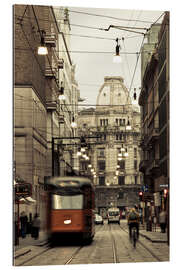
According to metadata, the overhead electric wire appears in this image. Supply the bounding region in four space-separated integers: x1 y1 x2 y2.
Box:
15 46 166 55
151 11 165 27
14 13 156 33
67 8 154 24
15 93 163 108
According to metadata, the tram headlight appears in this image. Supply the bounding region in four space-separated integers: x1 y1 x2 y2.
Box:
64 219 72 225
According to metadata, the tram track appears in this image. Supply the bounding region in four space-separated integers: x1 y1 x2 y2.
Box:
119 224 162 262
16 223 164 265
16 244 52 266
108 224 119 263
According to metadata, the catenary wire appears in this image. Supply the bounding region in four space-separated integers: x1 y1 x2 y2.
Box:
66 8 155 24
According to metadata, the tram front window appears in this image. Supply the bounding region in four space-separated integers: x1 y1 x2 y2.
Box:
52 194 83 210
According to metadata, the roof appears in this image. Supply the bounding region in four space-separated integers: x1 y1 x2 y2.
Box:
44 176 93 188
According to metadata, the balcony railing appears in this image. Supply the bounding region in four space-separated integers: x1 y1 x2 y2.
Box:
44 33 57 47
45 66 58 78
46 101 57 110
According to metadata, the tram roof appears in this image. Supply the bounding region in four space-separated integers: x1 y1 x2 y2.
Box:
44 176 93 188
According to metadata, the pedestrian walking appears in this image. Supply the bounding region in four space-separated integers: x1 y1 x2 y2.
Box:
20 211 28 238
159 210 167 233
32 213 41 240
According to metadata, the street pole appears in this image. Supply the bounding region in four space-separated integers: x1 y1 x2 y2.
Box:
17 200 20 245
52 137 54 176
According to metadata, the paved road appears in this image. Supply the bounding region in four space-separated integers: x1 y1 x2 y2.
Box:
14 220 169 266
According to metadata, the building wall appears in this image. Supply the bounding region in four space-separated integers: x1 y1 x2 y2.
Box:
138 13 169 223
78 77 142 212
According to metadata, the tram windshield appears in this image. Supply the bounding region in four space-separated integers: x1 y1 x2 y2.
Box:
52 194 83 209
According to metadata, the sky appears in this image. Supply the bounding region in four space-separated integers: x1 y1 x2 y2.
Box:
65 7 164 107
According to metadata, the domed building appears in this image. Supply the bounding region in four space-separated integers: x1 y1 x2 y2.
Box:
77 76 143 217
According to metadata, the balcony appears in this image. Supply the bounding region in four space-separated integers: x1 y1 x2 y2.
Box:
149 159 160 175
147 128 159 144
58 58 64 69
59 115 65 124
44 33 57 47
139 160 148 173
45 66 58 78
46 101 57 111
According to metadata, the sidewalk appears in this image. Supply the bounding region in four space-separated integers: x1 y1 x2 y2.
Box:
14 231 48 259
139 224 168 243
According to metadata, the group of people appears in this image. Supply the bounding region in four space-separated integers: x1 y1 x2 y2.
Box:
19 212 41 240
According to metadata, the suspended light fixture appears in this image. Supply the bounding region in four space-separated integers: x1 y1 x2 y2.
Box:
77 150 81 157
124 148 129 157
88 164 92 168
81 147 86 153
38 30 48 55
113 38 122 63
121 144 125 152
133 88 137 100
59 82 66 100
71 116 77 128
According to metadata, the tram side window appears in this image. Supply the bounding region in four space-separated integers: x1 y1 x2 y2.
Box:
52 194 83 209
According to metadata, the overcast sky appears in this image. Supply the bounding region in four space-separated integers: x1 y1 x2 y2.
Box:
64 6 164 107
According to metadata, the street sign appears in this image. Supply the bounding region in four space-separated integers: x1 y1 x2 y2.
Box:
15 183 32 196
141 185 148 192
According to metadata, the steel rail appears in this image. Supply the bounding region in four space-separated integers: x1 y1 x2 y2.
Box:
16 245 52 266
108 224 118 263
64 246 83 265
119 225 162 262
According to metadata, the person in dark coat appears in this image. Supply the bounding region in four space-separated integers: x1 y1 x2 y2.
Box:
159 210 167 233
20 211 28 238
32 213 41 239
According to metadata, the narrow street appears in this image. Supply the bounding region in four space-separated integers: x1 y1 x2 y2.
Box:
11 4 170 267
15 220 169 266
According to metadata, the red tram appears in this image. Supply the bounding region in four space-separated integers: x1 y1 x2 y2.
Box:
44 176 95 244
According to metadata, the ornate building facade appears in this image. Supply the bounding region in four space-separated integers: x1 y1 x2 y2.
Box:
77 76 142 216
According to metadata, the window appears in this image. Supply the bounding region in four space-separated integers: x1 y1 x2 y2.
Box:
98 148 105 157
99 176 105 186
118 191 124 199
134 148 137 158
98 160 106 171
119 160 125 169
100 119 108 126
118 176 125 185
134 160 137 170
116 133 124 141
52 194 83 209
135 175 137 185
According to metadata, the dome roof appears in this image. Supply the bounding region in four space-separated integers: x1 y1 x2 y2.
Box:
96 76 131 109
